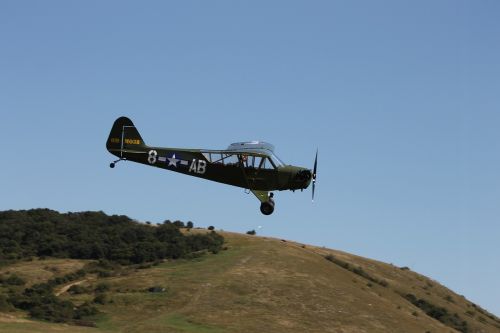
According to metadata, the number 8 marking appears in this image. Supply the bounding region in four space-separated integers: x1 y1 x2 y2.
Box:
148 150 157 164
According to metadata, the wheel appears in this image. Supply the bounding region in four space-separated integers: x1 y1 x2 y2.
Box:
260 200 275 215
109 163 115 168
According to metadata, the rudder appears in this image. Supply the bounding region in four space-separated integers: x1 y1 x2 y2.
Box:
106 117 146 154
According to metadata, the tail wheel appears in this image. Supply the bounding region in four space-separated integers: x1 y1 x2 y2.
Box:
109 158 124 168
260 198 275 215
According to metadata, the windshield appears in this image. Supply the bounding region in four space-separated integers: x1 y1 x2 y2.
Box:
269 153 285 167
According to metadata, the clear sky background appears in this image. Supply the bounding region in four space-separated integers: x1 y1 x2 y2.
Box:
1 1 499 316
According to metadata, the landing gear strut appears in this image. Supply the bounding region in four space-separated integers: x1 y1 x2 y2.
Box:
260 193 275 215
109 158 125 168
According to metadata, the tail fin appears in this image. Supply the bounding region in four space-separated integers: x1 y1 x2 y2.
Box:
106 117 146 155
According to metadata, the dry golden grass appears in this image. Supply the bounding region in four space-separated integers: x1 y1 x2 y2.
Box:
1 232 499 333
0 258 87 286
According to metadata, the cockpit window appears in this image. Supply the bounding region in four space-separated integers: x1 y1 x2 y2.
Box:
256 157 275 170
241 156 260 168
202 152 245 165
200 150 284 169
269 153 285 167
222 154 239 165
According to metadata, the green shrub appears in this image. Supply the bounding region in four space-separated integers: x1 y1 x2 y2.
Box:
74 302 98 318
93 293 108 305
95 282 110 293
147 286 166 293
0 209 224 264
7 282 99 324
324 255 350 269
97 270 113 278
403 294 469 333
324 255 388 288
3 274 26 286
173 221 185 228
0 295 13 311
444 295 454 303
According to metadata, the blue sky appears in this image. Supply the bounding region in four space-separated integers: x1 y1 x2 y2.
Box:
1 1 499 316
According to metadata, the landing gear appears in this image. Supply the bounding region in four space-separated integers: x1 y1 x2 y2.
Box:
260 200 274 215
109 158 125 168
260 193 275 215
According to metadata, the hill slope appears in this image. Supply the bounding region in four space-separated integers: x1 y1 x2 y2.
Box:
1 231 499 333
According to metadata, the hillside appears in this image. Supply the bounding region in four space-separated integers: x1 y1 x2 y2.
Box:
1 216 499 332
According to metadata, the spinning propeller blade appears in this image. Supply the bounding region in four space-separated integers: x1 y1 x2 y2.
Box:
312 149 318 202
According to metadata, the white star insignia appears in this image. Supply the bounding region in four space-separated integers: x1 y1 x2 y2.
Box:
167 154 180 167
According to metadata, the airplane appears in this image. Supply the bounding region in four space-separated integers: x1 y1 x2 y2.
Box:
106 116 317 215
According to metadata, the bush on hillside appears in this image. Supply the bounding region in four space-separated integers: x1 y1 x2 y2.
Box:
324 254 389 287
7 282 98 324
0 209 224 265
0 209 225 325
0 295 13 311
95 282 110 293
0 274 26 286
404 294 469 333
93 293 108 305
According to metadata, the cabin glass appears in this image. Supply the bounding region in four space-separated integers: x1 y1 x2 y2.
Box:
222 154 239 165
252 156 262 168
211 153 223 164
269 153 285 167
259 157 276 170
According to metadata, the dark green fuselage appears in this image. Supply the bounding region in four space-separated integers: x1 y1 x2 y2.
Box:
106 116 311 195
108 146 310 192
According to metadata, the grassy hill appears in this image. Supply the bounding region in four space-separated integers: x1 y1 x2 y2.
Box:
1 230 499 333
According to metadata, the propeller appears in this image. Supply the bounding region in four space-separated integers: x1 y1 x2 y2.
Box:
312 149 318 202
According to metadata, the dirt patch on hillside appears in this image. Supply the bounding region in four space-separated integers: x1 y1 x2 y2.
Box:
0 313 30 323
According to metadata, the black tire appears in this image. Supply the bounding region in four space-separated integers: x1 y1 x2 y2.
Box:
260 200 275 215
109 163 115 168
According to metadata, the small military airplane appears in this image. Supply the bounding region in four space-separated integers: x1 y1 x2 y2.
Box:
106 117 317 215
